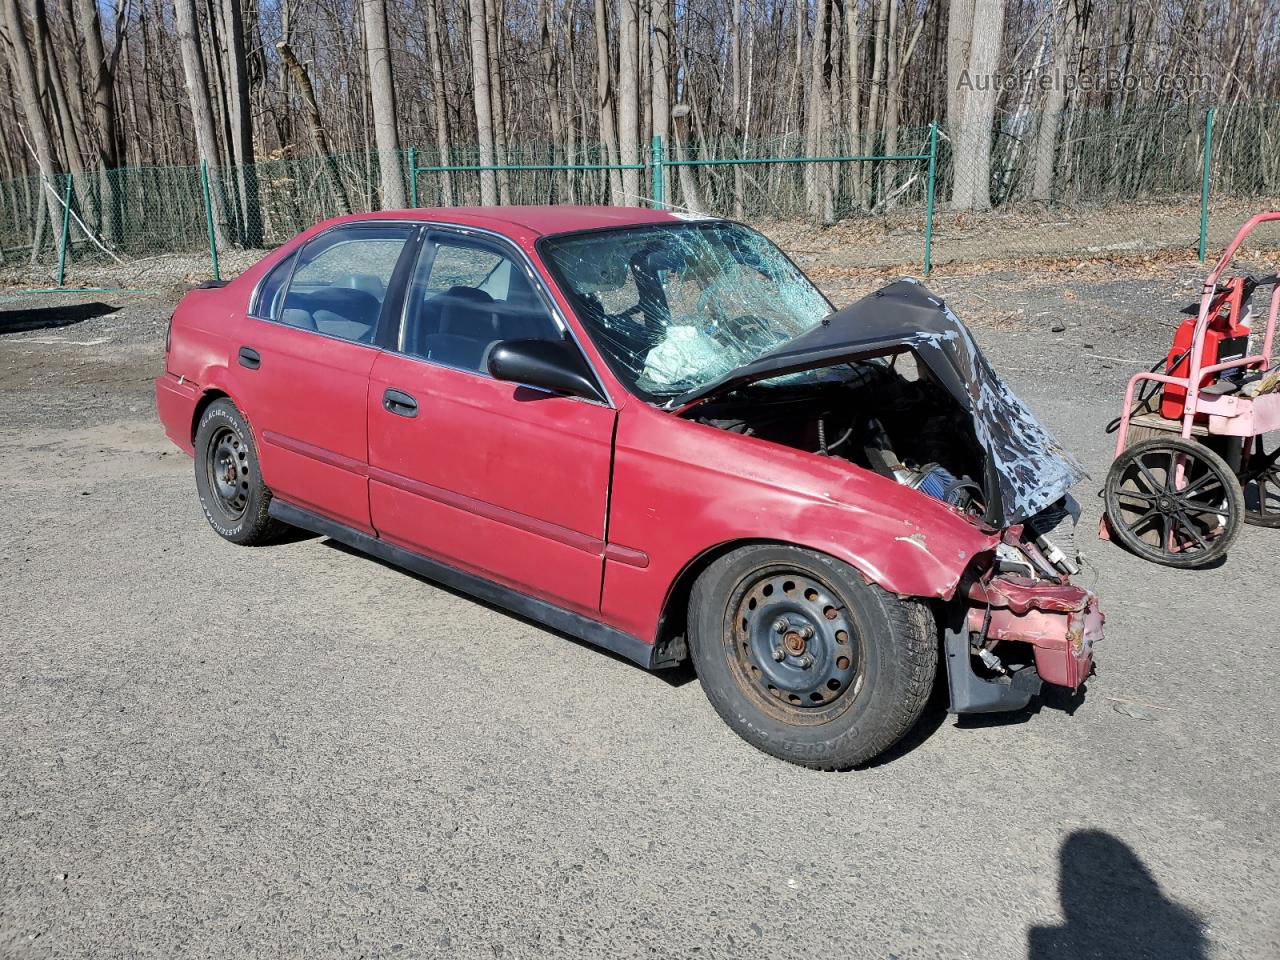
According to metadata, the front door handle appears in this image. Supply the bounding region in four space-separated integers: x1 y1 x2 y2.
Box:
383 388 418 418
238 346 261 369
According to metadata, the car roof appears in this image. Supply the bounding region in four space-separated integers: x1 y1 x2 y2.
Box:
327 205 696 238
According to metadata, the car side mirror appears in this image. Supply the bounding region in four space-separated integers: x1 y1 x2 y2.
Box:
486 338 607 403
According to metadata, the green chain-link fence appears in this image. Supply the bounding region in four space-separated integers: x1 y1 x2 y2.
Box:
2 101 1277 290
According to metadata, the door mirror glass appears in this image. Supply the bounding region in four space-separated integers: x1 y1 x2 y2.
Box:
486 339 606 403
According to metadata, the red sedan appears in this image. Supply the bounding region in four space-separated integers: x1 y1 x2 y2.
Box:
156 206 1102 769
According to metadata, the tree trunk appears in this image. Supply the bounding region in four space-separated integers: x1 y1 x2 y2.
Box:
173 0 229 245
617 0 640 204
730 0 743 217
805 0 832 221
593 0 622 204
1032 0 1077 202
2 0 64 262
951 0 1004 210
427 0 454 205
221 0 261 243
277 40 352 215
484 0 511 203
74 0 122 241
846 0 862 204
670 104 703 213
361 0 406 208
466 0 498 204
650 0 671 200
539 0 564 202
946 0 975 135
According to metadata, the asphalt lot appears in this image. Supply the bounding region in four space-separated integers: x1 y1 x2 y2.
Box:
2 258 1278 959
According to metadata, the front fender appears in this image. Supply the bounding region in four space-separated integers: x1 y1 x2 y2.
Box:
600 408 998 644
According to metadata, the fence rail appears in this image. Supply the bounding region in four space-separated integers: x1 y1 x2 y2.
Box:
2 103 1277 291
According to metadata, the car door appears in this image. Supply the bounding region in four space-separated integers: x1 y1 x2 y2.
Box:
366 230 616 615
234 222 420 533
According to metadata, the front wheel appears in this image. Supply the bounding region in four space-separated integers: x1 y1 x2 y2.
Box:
688 544 937 770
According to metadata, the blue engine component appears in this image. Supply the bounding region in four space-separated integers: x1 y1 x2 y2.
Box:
913 465 982 511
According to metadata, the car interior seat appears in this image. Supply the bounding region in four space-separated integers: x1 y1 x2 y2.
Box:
422 286 500 369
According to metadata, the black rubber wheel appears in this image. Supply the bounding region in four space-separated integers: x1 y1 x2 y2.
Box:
193 399 289 546
688 544 936 770
1104 436 1243 568
1241 433 1280 528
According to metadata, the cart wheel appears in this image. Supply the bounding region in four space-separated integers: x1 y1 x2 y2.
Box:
1242 434 1280 528
1104 437 1243 568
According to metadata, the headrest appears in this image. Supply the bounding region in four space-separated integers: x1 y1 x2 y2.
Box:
438 286 497 337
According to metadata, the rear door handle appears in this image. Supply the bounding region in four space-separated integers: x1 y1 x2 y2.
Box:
238 346 261 369
383 388 418 418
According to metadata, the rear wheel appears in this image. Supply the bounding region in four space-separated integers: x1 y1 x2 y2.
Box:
1241 433 1280 528
193 399 289 546
688 544 936 770
1104 437 1242 568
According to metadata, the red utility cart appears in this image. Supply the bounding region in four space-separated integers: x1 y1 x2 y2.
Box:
1104 212 1280 567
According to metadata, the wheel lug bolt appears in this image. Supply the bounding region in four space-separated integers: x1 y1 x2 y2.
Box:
797 655 813 668
799 625 814 639
774 618 788 633
772 646 786 662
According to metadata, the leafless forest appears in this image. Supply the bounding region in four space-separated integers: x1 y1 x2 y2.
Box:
1 1 1278 261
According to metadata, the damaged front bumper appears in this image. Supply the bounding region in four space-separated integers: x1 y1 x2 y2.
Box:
946 575 1104 713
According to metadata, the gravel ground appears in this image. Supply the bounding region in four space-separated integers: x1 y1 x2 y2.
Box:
2 254 1278 960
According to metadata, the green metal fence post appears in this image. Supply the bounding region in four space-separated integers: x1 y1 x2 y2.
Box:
408 147 418 208
651 135 665 209
201 160 220 281
924 121 938 276
55 176 72 287
1198 106 1216 263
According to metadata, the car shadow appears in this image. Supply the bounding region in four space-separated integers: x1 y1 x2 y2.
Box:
1028 830 1208 960
319 538 698 687
0 301 119 335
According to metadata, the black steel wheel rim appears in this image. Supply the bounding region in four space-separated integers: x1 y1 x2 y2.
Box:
1111 445 1231 556
725 569 863 723
205 425 250 520
1242 435 1280 526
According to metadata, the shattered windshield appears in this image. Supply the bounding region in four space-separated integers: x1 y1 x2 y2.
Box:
540 221 831 401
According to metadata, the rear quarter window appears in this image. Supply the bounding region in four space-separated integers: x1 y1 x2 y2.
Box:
251 252 296 321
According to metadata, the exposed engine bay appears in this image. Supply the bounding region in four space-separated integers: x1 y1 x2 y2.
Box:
685 352 1081 580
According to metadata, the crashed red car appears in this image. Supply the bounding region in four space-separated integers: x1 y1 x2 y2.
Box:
156 206 1102 769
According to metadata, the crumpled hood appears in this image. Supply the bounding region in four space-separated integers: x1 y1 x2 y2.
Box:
672 278 1086 527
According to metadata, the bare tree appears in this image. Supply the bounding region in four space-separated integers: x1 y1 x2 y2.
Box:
427 0 454 204
617 0 641 204
466 0 498 204
173 0 228 243
221 0 261 242
2 0 63 259
361 0 406 208
277 40 352 214
951 0 1005 210
73 0 123 238
1032 0 1079 201
593 0 622 203
946 0 975 135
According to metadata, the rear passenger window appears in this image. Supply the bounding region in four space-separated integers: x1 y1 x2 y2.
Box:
278 225 415 344
400 236 561 372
